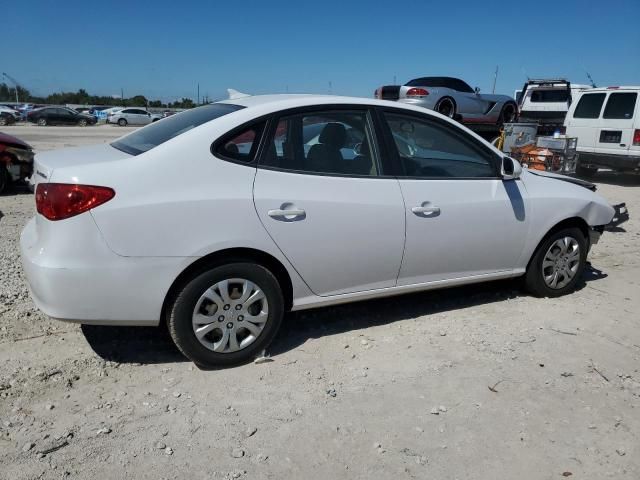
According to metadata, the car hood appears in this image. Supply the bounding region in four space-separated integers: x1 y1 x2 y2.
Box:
0 131 32 150
32 143 132 184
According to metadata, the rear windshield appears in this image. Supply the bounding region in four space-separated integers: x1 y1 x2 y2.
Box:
111 103 244 155
603 92 637 119
530 89 569 103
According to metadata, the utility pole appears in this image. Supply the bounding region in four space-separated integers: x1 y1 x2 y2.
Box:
2 72 21 104
121 88 124 106
197 83 200 105
492 65 499 94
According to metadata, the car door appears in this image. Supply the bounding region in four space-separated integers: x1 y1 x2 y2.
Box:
595 91 638 157
57 108 74 125
253 107 406 296
379 109 530 286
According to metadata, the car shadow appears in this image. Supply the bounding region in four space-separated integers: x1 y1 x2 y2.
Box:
580 170 640 187
81 264 607 366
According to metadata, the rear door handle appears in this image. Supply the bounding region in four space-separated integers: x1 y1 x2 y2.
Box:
411 205 440 216
268 207 306 220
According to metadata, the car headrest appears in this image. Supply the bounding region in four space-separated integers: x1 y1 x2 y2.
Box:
319 123 347 148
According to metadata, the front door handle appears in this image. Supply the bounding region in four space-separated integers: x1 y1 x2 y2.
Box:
267 205 306 221
411 205 440 216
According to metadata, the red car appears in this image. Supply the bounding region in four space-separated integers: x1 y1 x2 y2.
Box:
0 131 34 194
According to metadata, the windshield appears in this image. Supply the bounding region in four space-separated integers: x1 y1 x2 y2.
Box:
111 103 245 155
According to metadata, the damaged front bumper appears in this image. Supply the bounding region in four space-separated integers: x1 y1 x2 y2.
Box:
590 203 629 247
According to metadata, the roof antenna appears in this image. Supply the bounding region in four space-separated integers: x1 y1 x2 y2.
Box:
585 70 597 88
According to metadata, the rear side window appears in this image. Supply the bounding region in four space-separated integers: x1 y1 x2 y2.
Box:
214 122 265 163
573 93 606 118
603 92 637 119
111 103 244 155
261 110 378 176
530 90 569 103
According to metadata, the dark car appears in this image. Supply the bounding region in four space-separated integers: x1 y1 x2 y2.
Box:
27 107 97 126
0 131 34 194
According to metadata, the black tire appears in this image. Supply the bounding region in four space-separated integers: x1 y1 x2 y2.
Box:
118 118 127 126
576 163 598 178
37 117 47 126
499 102 517 126
167 262 284 367
0 165 9 194
524 227 587 298
435 97 456 118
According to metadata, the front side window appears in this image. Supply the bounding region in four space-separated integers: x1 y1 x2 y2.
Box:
261 110 378 176
573 93 606 118
603 92 637 119
384 112 496 178
112 103 244 155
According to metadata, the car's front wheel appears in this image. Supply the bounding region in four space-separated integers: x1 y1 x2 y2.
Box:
167 262 284 367
524 227 587 297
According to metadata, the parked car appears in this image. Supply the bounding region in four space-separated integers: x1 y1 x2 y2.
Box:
108 108 161 126
517 79 592 135
21 95 615 367
0 106 20 126
565 86 640 177
375 76 518 127
0 131 34 193
27 107 97 126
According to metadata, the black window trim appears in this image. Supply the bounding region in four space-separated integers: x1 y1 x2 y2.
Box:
254 104 391 179
374 106 503 180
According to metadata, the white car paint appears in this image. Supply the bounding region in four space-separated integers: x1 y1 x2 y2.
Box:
21 95 615 326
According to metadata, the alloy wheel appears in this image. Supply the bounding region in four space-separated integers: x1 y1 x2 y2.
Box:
192 278 268 353
542 236 581 289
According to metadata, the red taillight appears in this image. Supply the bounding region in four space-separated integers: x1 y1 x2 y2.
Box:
35 183 115 221
634 129 640 146
406 88 429 97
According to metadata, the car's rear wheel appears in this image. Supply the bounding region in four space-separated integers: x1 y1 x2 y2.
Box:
78 118 87 127
524 227 587 297
0 116 8 126
435 97 456 118
499 102 517 125
118 118 127 126
167 262 284 367
37 118 47 126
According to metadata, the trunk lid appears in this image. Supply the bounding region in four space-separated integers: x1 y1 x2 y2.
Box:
32 143 132 185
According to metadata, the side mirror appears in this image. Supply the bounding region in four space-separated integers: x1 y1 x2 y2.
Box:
474 87 481 94
501 156 522 180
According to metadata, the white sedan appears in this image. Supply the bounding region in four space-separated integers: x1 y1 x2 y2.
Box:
21 95 615 367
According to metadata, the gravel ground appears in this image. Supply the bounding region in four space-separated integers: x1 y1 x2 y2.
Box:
1 126 639 479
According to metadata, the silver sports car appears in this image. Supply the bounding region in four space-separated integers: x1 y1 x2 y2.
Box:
375 76 517 127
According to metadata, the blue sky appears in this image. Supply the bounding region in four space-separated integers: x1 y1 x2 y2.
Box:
4 0 639 102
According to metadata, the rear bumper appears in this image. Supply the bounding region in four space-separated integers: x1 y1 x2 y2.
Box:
578 152 640 172
20 216 189 326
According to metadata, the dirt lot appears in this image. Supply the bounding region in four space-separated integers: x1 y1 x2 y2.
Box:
1 125 639 479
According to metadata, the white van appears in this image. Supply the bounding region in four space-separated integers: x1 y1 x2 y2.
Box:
565 86 640 177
